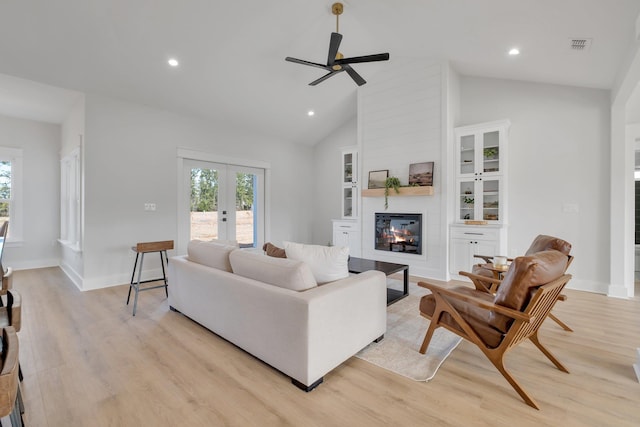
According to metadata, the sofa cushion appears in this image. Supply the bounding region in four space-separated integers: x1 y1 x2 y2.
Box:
229 250 317 291
262 242 287 258
489 250 568 333
420 287 503 348
283 241 349 285
187 240 237 272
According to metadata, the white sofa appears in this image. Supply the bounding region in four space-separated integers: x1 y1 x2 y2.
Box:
167 240 387 391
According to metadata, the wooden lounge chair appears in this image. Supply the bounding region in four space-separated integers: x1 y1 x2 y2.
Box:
472 234 574 331
419 250 572 409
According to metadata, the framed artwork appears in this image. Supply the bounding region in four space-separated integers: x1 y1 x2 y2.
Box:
368 170 388 189
409 162 434 186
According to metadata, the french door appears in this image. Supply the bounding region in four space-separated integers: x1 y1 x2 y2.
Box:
181 159 264 250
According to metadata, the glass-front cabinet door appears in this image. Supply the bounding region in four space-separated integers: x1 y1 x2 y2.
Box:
454 120 510 224
482 130 501 174
459 134 475 176
481 178 501 222
458 179 477 221
341 148 358 219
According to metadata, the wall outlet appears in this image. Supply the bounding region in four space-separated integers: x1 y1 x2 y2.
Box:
562 203 579 213
144 203 156 211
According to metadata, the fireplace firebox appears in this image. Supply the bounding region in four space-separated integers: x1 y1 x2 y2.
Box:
375 213 422 254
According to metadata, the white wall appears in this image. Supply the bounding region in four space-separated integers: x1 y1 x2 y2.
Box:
80 93 314 289
359 58 448 279
459 76 611 293
0 114 60 269
311 117 357 246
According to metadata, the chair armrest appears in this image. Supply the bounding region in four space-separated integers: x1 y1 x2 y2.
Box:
473 254 494 263
459 271 502 293
417 281 532 322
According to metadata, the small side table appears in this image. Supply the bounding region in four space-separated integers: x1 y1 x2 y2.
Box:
480 263 509 280
127 240 174 316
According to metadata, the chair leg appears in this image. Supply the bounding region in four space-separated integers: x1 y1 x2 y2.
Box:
127 253 140 305
490 353 540 410
529 332 569 373
160 250 168 298
548 313 573 332
419 319 439 354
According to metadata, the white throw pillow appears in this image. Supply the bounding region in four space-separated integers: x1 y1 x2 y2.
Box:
229 250 317 292
283 241 349 285
187 240 237 272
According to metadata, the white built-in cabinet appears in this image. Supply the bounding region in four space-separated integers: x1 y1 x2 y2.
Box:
450 120 510 279
332 220 361 257
454 120 510 224
449 225 507 277
341 148 358 219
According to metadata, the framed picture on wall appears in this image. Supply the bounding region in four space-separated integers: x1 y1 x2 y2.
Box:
409 162 434 186
368 170 388 189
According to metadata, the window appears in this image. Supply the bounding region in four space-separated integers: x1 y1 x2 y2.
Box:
60 147 81 250
0 147 23 242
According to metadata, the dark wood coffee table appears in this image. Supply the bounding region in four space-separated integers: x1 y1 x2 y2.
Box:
348 257 409 306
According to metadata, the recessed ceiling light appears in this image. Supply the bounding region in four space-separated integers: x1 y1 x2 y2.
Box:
168 58 179 67
307 110 315 117
508 48 520 56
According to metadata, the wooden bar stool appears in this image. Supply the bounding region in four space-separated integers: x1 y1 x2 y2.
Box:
126 240 174 316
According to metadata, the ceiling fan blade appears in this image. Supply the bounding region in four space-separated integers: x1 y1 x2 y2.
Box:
309 71 340 86
285 57 328 70
336 53 390 65
327 32 343 66
344 65 366 86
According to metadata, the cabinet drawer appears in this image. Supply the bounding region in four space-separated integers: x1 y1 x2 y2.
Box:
333 221 359 232
450 226 499 241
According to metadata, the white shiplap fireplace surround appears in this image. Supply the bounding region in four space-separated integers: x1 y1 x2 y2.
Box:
358 58 453 280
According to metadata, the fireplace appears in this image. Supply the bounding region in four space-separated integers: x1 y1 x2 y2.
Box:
375 213 422 254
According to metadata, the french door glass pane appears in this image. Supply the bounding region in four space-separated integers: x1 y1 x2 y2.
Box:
190 167 219 240
0 161 10 224
235 172 256 248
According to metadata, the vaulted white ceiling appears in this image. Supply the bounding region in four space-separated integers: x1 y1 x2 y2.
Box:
0 0 639 145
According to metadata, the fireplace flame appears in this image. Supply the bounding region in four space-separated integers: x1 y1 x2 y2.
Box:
388 226 410 243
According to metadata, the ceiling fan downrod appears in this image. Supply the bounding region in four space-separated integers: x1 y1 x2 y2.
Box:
332 2 343 34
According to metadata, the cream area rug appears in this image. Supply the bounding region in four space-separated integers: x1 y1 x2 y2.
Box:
355 281 462 382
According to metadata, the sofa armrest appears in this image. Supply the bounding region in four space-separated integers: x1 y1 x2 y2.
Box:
298 270 387 383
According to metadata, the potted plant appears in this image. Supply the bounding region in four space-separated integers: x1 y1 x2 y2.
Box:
384 176 401 209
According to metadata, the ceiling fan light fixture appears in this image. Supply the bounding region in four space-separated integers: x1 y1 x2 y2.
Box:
168 58 179 67
284 2 389 87
307 110 315 117
508 48 520 56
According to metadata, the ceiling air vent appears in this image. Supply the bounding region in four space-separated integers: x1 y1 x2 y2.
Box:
569 38 592 51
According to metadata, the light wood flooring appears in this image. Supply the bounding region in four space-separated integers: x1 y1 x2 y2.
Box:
12 267 640 426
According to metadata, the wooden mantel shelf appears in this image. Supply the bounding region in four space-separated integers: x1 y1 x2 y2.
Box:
361 186 434 197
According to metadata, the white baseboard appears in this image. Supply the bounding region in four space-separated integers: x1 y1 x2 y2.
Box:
9 258 60 271
566 278 608 295
59 262 83 291
607 282 632 299
81 268 165 291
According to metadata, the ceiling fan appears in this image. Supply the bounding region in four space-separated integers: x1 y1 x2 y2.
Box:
285 2 390 86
